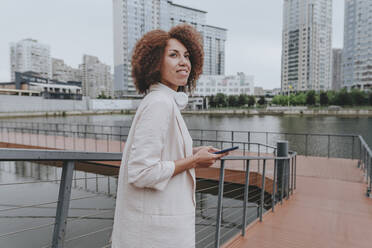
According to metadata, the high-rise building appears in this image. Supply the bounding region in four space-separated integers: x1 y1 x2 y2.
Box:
80 55 113 98
113 0 226 97
52 58 82 83
203 25 226 75
10 39 51 81
281 0 332 93
332 48 343 91
343 0 372 90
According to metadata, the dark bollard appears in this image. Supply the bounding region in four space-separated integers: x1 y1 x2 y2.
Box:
276 141 288 201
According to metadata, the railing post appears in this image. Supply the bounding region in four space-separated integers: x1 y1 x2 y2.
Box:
52 161 75 248
242 160 250 236
305 134 308 156
294 155 297 190
231 131 234 147
286 159 290 200
272 159 277 212
95 133 98 152
368 156 372 197
258 144 260 156
214 160 225 248
358 138 362 168
327 135 330 158
108 176 111 195
351 136 355 160
367 155 371 197
291 156 294 195
248 131 251 151
277 141 288 202
260 159 266 222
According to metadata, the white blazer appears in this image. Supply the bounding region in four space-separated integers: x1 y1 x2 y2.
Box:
111 83 196 248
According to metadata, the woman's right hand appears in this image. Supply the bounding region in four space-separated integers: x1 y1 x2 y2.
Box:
193 147 227 168
173 147 228 177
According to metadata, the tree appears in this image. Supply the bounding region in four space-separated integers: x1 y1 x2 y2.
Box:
319 91 329 106
97 91 108 99
257 96 266 105
327 91 337 105
369 91 372 106
215 93 227 107
335 89 352 106
238 94 248 106
350 89 367 106
247 95 256 107
208 95 216 108
227 95 238 107
292 93 306 106
306 90 316 106
272 95 287 106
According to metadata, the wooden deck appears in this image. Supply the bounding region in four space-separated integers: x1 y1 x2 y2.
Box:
226 157 372 248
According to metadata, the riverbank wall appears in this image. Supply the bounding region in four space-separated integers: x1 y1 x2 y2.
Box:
1 94 371 118
0 95 140 118
183 108 372 116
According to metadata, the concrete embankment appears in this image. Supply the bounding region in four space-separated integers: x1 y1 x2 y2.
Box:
0 94 139 118
1 94 371 117
183 108 372 116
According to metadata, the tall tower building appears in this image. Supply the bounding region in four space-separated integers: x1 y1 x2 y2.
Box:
10 39 51 81
281 0 332 93
343 0 372 90
332 48 343 91
113 0 226 97
203 25 226 75
80 55 113 98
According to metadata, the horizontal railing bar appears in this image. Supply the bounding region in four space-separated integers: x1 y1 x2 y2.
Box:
0 176 109 186
0 222 55 238
193 139 277 150
0 149 295 163
221 154 296 161
0 195 100 213
1 121 360 138
0 148 121 161
190 129 359 138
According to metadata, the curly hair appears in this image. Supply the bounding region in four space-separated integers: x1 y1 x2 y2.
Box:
131 24 204 94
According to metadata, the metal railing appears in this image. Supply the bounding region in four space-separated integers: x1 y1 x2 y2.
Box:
0 148 121 248
1 120 370 246
0 141 297 247
358 135 372 197
212 150 297 248
0 120 371 195
0 120 365 158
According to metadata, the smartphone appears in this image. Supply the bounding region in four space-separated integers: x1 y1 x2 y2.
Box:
213 146 239 154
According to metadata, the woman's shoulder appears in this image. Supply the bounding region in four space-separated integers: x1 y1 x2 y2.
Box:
139 91 174 112
143 90 174 106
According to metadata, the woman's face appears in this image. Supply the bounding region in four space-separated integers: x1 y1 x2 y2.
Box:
160 38 191 91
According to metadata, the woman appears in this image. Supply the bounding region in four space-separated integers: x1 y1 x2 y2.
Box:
111 24 227 248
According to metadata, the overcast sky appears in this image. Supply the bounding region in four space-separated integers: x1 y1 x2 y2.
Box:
0 0 344 89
